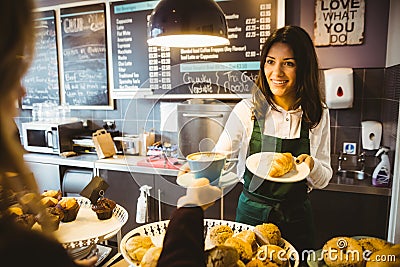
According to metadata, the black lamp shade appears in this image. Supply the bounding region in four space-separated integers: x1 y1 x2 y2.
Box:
147 0 229 47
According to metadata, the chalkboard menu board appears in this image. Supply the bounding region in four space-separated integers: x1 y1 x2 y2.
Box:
110 0 282 97
22 10 60 107
60 3 110 106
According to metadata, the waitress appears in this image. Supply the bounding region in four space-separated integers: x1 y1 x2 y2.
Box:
214 25 333 256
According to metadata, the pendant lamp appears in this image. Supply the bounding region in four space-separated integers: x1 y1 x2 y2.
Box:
147 0 230 48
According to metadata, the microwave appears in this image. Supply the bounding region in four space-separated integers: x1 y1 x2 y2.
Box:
22 121 84 154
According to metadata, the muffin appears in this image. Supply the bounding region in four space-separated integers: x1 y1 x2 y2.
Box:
322 237 364 267
235 230 257 253
209 225 234 246
205 245 239 267
38 207 64 232
14 213 36 229
91 198 116 220
40 196 59 208
41 189 62 200
224 236 253 263
57 197 80 222
254 223 281 246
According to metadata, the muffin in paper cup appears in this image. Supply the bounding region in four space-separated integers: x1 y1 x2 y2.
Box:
57 198 80 223
91 198 116 220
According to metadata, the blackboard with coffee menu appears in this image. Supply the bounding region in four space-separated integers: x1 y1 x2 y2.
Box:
22 10 60 107
110 0 283 97
60 3 110 107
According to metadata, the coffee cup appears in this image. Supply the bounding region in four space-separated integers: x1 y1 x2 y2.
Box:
186 152 236 184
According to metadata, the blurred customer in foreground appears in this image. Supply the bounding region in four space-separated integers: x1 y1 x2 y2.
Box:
0 1 97 266
157 178 221 267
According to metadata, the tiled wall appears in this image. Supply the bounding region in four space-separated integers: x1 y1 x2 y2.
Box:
329 66 400 172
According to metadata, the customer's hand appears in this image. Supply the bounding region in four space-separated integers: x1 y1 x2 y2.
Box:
295 154 314 171
177 178 222 211
74 255 98 267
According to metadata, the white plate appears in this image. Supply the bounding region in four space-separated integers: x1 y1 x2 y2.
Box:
176 172 239 188
246 152 310 183
120 219 299 267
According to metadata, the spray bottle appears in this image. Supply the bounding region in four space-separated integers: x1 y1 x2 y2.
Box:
372 146 391 187
136 185 152 223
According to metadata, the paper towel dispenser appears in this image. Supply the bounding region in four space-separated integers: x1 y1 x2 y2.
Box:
324 68 354 109
62 168 93 197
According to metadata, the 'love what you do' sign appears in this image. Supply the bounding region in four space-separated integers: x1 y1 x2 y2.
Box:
314 0 365 46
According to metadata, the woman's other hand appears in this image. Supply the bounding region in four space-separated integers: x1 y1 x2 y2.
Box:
177 178 222 211
295 154 314 171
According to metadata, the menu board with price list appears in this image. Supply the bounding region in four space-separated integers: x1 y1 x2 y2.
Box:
60 3 110 107
110 0 283 98
22 10 60 107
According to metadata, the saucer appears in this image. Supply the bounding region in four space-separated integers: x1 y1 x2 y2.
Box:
176 172 239 188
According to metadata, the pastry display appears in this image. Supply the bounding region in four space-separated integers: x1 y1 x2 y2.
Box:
121 221 297 267
125 235 155 263
254 223 282 246
140 246 162 267
57 197 80 222
268 153 294 177
209 224 234 245
322 237 364 267
91 197 116 220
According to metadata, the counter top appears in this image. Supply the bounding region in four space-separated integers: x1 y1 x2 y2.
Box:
24 153 392 196
321 175 391 196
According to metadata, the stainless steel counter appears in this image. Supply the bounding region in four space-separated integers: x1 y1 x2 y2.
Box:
24 153 391 196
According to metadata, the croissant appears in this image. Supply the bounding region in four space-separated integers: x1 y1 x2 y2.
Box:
268 152 294 177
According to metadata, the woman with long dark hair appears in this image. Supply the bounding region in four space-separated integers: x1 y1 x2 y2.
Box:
215 25 333 257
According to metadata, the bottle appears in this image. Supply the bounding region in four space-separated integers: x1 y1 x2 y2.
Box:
372 147 391 187
136 185 152 223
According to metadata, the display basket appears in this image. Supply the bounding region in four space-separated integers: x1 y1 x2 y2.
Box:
120 219 299 267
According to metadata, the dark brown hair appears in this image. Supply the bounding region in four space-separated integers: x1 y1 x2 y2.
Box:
252 25 324 129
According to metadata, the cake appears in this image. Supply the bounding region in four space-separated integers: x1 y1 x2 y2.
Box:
91 197 116 220
57 197 80 222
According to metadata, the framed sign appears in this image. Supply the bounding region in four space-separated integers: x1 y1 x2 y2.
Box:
314 0 365 46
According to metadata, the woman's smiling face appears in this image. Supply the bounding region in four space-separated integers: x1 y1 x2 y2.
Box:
264 42 297 106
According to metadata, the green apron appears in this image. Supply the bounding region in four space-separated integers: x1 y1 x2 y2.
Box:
236 118 316 253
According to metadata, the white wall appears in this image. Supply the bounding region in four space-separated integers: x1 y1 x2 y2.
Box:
386 0 400 67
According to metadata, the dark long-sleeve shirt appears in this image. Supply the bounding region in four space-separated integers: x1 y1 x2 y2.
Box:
156 206 205 267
